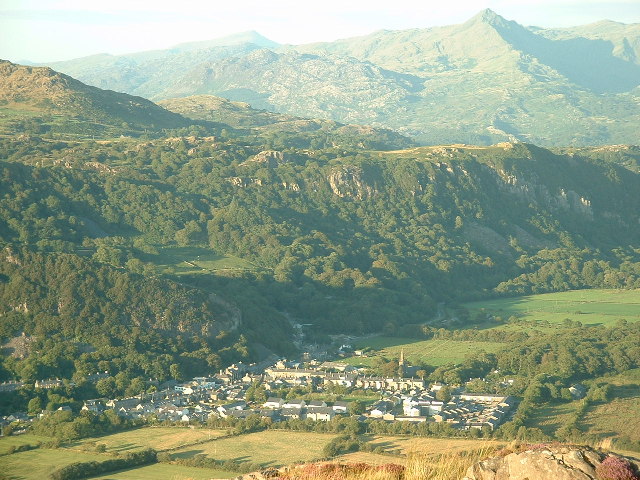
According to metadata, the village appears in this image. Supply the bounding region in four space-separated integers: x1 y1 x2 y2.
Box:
2 351 520 433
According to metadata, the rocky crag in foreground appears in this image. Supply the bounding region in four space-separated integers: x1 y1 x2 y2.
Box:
464 445 640 480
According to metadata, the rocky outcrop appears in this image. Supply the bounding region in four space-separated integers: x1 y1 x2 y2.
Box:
464 444 640 480
245 150 291 167
233 468 281 480
327 165 376 199
207 292 242 334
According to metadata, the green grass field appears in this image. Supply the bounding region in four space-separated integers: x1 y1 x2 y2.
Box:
0 433 51 454
580 369 640 445
1 448 108 480
344 338 506 367
525 369 640 448
525 402 578 436
463 289 640 329
70 427 229 453
85 462 236 480
146 246 261 275
300 392 380 406
365 436 503 457
172 430 337 467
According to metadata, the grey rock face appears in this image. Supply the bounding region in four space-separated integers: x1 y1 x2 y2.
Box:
463 445 640 480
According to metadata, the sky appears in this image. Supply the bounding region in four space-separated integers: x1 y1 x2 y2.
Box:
1 0 639 63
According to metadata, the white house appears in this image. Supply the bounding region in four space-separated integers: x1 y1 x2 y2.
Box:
263 397 284 409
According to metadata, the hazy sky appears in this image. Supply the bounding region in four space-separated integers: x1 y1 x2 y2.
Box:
1 0 639 63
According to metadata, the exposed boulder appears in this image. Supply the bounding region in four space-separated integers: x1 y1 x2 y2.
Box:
327 165 376 199
245 150 291 167
464 444 640 480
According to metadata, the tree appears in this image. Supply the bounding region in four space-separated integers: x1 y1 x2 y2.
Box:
96 377 117 398
349 400 366 415
169 363 183 381
27 396 42 415
126 377 146 396
435 386 452 403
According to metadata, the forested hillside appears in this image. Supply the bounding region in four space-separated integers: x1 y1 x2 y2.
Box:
0 58 639 387
1 130 639 385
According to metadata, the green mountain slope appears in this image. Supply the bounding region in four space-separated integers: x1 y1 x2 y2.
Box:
43 10 640 146
0 60 189 136
2 135 639 338
158 94 415 150
1 63 639 385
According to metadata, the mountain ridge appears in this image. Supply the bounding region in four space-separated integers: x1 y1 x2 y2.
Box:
0 60 189 134
34 10 640 146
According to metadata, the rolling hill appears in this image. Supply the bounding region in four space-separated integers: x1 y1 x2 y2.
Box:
0 60 189 135
157 94 415 149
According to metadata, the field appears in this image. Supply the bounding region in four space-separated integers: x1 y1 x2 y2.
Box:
524 369 640 449
146 246 261 275
85 463 236 480
300 392 380 406
580 369 640 444
0 430 507 479
0 433 51 454
0 448 107 480
336 437 504 469
172 430 337 467
70 427 230 453
365 436 503 457
344 338 506 367
463 289 640 329
525 402 578 436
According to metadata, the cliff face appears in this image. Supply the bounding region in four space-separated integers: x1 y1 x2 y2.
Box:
464 445 640 480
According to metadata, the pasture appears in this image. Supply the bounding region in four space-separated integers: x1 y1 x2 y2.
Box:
0 448 107 480
580 369 640 444
525 402 579 437
172 430 337 467
85 462 236 480
70 426 229 453
345 338 505 367
146 246 261 275
365 436 503 457
0 433 51 454
463 289 640 329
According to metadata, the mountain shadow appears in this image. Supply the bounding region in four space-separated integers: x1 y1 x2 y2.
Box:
487 13 640 93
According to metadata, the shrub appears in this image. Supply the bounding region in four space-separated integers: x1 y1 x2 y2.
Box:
596 456 639 480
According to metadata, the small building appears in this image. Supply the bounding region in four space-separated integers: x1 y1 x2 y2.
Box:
263 397 284 409
283 399 306 409
332 401 349 413
305 407 336 422
395 415 427 423
35 378 63 389
281 407 302 420
569 384 587 400
82 399 106 413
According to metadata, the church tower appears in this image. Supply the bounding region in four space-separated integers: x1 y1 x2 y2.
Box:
398 349 406 377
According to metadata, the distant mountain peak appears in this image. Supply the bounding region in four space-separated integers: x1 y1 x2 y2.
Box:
479 8 500 21
170 31 279 52
466 8 511 28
